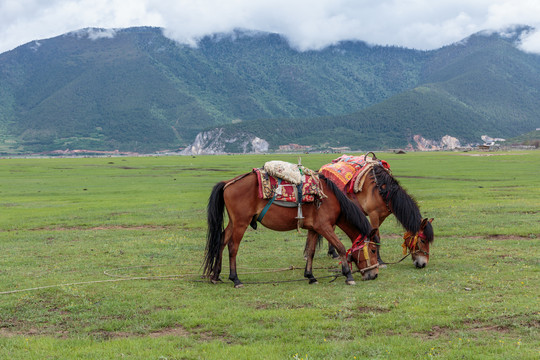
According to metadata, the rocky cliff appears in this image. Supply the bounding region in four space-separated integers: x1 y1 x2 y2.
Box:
181 128 269 155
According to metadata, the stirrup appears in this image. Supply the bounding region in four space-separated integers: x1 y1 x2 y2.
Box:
296 204 304 231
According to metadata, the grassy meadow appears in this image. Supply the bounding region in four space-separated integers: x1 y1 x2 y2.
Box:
0 151 538 359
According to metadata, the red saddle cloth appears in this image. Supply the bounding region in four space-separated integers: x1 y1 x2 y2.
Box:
319 154 390 193
253 168 321 203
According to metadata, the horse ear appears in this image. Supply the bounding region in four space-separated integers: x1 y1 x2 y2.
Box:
420 218 428 229
428 218 434 223
369 228 378 238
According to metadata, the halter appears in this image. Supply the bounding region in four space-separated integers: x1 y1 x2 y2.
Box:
346 234 379 274
402 231 429 256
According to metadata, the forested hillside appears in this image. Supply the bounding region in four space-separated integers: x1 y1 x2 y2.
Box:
0 26 539 154
214 29 540 150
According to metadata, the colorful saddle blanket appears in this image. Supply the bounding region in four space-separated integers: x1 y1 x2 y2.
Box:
320 154 390 193
254 168 325 203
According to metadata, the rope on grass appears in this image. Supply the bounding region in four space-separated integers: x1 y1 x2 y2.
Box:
0 274 188 296
0 264 341 295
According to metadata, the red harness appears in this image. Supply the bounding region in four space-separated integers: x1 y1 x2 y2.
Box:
345 235 379 274
402 231 428 255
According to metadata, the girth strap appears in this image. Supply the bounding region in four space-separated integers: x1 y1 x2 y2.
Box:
257 178 282 223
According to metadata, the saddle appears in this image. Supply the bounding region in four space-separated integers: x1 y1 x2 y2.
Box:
253 161 326 228
320 152 391 193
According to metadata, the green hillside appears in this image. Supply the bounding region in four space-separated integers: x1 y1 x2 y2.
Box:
216 30 540 150
507 129 540 147
0 26 539 154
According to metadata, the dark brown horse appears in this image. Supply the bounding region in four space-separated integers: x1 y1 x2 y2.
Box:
204 171 379 288
322 163 434 268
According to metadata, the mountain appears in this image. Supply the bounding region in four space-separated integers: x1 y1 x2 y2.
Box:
0 26 539 154
197 28 540 152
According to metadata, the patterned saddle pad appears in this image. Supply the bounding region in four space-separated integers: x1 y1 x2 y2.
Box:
320 154 390 193
253 168 325 203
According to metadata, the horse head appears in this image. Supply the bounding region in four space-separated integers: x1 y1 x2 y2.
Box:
347 228 379 280
402 218 434 268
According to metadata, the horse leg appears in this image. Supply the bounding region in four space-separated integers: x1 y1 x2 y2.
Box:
227 223 249 288
325 226 339 258
318 227 355 285
304 230 319 284
210 249 224 284
327 243 339 259
368 214 386 267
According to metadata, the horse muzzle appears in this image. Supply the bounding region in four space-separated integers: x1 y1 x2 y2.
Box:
413 255 428 268
362 270 378 281
360 263 379 280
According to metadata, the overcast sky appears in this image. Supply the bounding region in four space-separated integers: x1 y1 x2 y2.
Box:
1 0 540 54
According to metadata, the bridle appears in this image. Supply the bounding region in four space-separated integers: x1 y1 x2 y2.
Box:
346 234 380 274
402 231 429 257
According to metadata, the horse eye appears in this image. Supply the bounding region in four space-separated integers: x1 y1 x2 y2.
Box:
371 249 376 254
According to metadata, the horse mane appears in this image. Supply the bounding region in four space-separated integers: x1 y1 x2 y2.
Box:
371 165 434 243
320 174 373 236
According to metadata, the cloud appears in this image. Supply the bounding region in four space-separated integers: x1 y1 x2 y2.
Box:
0 0 539 54
69 28 118 40
0 0 162 52
518 28 540 53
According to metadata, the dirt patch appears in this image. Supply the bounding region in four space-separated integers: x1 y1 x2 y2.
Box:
253 301 313 310
148 325 232 343
380 234 403 240
149 325 191 338
425 325 449 339
0 327 16 338
488 234 537 241
356 306 390 313
0 325 70 339
410 325 450 339
469 325 511 333
461 235 537 241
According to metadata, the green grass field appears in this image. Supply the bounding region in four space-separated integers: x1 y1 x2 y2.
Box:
0 151 539 359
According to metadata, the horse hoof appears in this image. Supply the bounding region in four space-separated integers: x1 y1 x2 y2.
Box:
309 279 318 285
210 278 222 284
346 280 356 285
234 283 244 288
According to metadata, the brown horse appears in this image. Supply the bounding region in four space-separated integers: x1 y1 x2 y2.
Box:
322 162 434 268
204 171 379 288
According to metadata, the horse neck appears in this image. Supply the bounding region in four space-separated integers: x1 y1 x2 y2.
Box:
320 175 372 241
373 166 422 234
336 218 367 243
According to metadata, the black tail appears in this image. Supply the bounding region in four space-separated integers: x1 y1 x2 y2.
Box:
371 166 434 242
203 181 226 277
320 174 373 236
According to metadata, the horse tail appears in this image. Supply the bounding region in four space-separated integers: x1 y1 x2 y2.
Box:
372 165 424 236
203 181 226 277
320 174 372 236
